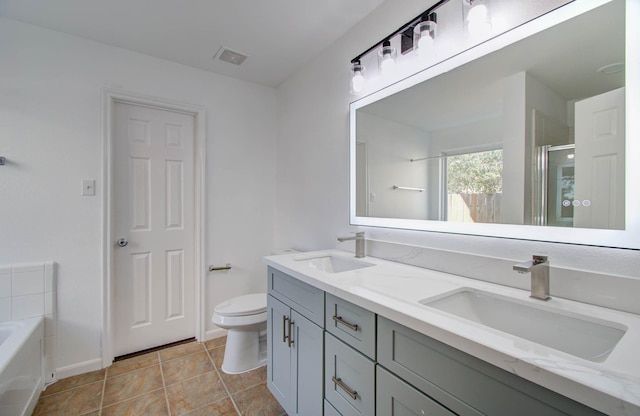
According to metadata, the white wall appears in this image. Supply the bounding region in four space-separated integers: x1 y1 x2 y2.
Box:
0 18 277 373
275 1 640 285
356 112 428 219
503 71 570 225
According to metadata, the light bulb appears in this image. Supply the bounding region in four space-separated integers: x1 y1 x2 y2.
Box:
468 3 488 21
377 40 397 78
350 60 365 94
351 71 365 93
414 14 437 57
417 32 434 52
466 3 492 39
380 55 395 76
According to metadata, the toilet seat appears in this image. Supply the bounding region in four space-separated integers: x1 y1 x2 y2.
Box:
214 293 266 317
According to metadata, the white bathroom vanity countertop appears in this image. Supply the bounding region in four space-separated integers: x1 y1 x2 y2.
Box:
264 249 640 416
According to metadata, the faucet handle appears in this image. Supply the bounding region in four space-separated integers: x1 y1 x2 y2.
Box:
354 232 365 237
532 255 548 264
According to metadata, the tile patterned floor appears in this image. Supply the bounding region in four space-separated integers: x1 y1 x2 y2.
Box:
33 338 286 416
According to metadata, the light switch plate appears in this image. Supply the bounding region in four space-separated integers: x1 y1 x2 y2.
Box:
82 179 96 196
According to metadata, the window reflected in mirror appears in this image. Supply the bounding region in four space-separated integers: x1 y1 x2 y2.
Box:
445 148 503 224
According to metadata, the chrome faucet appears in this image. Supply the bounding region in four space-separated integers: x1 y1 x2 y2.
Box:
337 232 365 258
513 255 550 301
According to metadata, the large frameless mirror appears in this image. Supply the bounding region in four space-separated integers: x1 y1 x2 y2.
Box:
350 0 640 248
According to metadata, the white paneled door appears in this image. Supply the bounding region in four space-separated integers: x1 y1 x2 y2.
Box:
113 102 195 357
574 87 625 230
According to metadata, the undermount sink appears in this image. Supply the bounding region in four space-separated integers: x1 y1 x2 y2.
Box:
297 255 375 273
420 289 627 362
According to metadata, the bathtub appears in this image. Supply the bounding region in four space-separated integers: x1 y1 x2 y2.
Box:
0 318 44 416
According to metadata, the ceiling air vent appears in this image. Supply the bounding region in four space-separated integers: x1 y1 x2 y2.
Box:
214 47 248 66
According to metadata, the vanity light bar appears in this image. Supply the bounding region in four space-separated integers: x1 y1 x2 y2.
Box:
350 0 450 64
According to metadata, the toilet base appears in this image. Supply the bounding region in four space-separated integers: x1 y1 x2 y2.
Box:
220 329 267 374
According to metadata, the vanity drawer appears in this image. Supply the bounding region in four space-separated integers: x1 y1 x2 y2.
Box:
325 333 375 416
268 266 324 326
325 293 376 359
377 365 455 416
377 316 605 416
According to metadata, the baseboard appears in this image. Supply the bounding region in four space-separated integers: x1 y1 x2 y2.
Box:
55 332 225 379
205 327 227 341
55 358 103 380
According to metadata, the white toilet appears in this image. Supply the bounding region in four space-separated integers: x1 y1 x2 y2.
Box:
212 293 267 374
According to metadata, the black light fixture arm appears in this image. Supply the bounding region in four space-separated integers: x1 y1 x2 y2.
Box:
350 0 450 64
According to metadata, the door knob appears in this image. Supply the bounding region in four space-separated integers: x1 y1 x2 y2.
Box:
116 238 128 247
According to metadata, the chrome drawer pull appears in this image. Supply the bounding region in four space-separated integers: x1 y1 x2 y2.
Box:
332 376 358 400
332 315 358 332
282 316 289 343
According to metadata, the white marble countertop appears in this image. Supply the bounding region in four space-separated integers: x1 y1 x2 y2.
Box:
264 249 640 416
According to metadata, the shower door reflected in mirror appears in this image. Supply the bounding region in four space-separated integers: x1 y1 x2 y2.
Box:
539 145 575 228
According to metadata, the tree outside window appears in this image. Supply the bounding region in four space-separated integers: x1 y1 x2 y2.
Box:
446 149 503 223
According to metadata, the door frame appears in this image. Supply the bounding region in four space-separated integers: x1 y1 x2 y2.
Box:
101 88 207 367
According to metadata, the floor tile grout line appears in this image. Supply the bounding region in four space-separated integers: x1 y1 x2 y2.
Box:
159 342 209 362
204 344 242 416
163 368 218 390
180 396 237 416
105 361 160 380
158 346 211 367
38 376 106 399
37 339 277 416
100 386 167 411
225 375 267 397
177 344 237 416
160 346 217 389
158 350 172 416
99 361 167 410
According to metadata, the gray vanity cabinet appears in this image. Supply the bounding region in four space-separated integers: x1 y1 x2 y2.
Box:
267 267 324 416
377 316 605 416
265 266 605 416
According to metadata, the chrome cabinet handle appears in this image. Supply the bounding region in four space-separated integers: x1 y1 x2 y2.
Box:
332 376 358 400
332 315 358 332
288 319 295 347
116 238 128 247
282 316 289 344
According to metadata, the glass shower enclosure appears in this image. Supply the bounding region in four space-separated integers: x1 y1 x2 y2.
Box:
535 144 576 227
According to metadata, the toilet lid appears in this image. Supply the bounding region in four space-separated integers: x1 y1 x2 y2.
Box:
214 293 267 317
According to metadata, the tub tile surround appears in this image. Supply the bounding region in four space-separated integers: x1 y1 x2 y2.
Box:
0 261 57 382
265 249 640 416
34 338 284 416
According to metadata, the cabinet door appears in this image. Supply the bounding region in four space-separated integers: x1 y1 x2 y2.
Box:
291 310 324 416
267 295 293 414
377 366 455 416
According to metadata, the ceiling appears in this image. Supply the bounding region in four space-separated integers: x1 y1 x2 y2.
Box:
0 0 385 87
